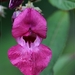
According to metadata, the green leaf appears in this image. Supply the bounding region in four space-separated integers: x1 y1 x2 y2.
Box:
54 54 75 75
42 10 70 74
49 0 75 10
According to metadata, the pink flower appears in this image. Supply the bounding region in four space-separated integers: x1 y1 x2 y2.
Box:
8 8 52 75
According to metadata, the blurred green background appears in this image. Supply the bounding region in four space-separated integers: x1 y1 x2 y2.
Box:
0 0 75 75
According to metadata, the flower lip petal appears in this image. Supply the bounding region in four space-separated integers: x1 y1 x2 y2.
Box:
8 44 52 75
9 0 23 9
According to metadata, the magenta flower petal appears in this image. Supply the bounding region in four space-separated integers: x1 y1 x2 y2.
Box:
9 0 23 9
8 44 52 75
12 8 47 39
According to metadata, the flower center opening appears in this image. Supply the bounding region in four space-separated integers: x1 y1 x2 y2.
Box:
23 33 36 47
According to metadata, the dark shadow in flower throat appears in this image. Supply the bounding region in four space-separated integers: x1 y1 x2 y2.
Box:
23 32 36 48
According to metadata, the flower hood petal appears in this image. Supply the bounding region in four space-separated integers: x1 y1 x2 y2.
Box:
12 8 47 39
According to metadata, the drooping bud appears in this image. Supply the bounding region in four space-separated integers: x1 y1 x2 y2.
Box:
9 0 23 9
0 0 9 2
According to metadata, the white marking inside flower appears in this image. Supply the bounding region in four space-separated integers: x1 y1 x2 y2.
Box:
16 36 42 52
